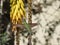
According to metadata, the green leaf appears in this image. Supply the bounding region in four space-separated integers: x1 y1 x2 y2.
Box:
23 19 31 34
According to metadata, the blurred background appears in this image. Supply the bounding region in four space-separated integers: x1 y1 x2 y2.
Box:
0 0 60 45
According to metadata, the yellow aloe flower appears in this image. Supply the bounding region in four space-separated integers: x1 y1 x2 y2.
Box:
10 0 26 31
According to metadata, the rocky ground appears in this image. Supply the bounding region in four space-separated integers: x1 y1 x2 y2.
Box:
19 0 60 45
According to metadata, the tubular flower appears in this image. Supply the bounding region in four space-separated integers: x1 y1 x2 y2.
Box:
10 0 26 31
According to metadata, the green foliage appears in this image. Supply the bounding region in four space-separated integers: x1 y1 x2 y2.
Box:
0 32 11 45
23 19 32 34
